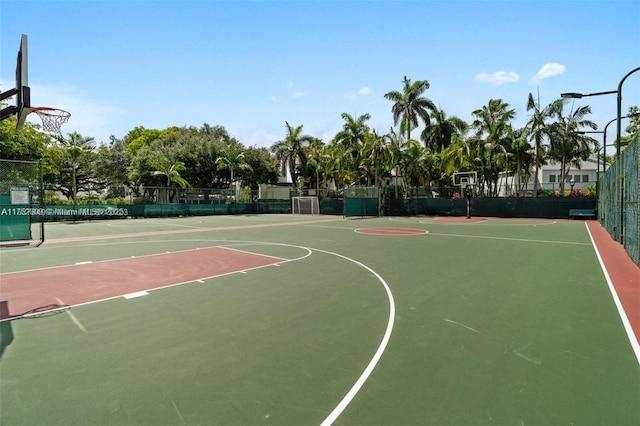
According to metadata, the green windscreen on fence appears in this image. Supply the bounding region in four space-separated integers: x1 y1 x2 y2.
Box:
344 186 379 217
0 195 31 240
598 135 639 266
0 159 44 244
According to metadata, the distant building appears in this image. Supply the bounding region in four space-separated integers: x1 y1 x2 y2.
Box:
498 156 601 196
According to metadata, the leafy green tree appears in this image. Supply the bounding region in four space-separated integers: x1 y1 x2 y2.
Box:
384 76 436 141
124 126 180 155
240 146 279 189
173 128 228 189
95 135 130 198
0 116 52 161
0 115 59 190
270 122 314 190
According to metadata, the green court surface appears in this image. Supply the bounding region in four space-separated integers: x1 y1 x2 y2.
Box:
1 215 638 425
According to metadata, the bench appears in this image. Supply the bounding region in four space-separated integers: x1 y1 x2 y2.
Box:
569 209 596 219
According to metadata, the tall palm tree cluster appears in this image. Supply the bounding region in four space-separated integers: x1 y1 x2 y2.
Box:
1 76 613 202
271 76 602 197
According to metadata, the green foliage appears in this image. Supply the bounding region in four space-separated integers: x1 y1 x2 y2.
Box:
580 184 596 196
5 85 635 205
0 116 52 160
238 186 252 203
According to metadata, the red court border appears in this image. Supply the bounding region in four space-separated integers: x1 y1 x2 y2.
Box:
0 246 283 320
586 221 640 353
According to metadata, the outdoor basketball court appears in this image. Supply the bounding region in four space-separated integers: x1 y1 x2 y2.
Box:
1 214 638 425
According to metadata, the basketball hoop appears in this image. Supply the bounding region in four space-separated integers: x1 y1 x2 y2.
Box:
29 107 71 134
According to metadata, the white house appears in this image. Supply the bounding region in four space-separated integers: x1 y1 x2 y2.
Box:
498 155 601 196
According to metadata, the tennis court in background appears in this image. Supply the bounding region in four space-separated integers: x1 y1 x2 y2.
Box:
1 214 639 425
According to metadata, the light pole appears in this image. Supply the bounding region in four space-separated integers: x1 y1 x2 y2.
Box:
561 90 616 99
586 115 638 183
616 67 640 156
561 66 640 243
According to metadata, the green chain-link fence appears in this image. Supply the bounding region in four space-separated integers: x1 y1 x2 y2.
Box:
598 135 639 266
0 159 44 245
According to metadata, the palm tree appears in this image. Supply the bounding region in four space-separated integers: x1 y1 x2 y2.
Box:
303 138 328 194
57 131 95 205
548 101 598 195
270 122 314 190
149 157 189 203
421 108 467 152
216 147 252 189
383 128 407 198
506 126 533 196
526 93 562 196
471 99 515 196
325 142 354 190
401 140 430 188
333 112 371 163
361 130 390 187
384 76 436 141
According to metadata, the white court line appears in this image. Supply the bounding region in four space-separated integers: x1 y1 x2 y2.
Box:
585 223 640 365
3 236 395 424
123 291 149 299
427 232 591 246
315 247 395 426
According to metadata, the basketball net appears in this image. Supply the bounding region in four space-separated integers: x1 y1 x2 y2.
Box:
29 107 71 135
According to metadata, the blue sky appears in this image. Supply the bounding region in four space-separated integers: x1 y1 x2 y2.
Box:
1 0 639 148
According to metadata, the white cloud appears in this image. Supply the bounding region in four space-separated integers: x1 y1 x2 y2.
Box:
358 86 372 96
474 71 520 86
345 86 373 100
269 95 278 101
532 63 566 81
241 128 280 148
287 81 294 87
293 91 304 98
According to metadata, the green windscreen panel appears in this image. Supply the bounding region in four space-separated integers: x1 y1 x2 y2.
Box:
344 186 379 217
0 158 43 243
0 194 32 241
